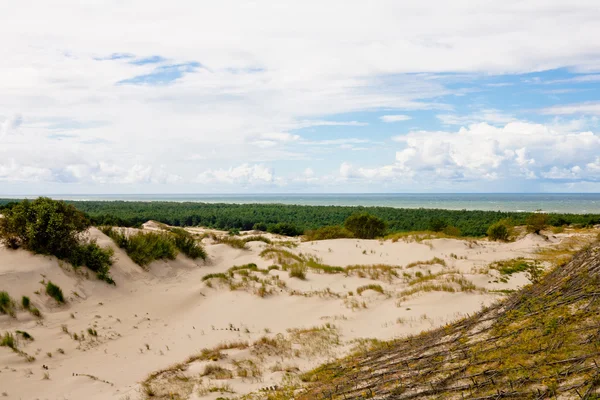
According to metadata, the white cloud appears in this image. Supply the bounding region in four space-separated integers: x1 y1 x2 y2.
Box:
2 1 600 191
195 164 274 185
380 115 411 122
346 121 600 183
540 102 600 116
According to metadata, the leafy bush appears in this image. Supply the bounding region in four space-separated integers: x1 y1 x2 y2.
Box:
344 213 386 239
0 197 88 258
0 198 115 283
70 241 115 284
304 225 354 241
487 219 512 241
46 281 65 303
527 213 549 234
268 222 302 237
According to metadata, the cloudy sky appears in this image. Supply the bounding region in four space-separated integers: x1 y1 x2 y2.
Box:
2 0 600 194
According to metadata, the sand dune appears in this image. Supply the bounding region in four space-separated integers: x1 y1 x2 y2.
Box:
0 226 597 399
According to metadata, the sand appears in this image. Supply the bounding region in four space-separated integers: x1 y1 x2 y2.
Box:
0 226 597 399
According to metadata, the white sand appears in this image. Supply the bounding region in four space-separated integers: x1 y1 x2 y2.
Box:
0 226 596 399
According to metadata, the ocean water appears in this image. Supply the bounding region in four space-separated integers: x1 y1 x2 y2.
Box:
4 193 600 214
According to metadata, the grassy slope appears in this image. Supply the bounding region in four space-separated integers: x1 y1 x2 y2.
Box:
298 242 600 399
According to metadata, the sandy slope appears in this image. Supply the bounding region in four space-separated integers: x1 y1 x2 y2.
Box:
0 227 596 400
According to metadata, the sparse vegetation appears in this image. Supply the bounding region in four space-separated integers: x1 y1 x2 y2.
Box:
298 242 600 399
46 281 65 303
0 291 16 317
289 265 307 280
21 296 30 309
356 284 384 296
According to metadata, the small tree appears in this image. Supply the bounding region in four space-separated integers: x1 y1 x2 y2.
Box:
344 213 386 239
487 219 512 241
526 213 549 235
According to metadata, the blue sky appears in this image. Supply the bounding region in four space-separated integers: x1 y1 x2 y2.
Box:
1 1 600 194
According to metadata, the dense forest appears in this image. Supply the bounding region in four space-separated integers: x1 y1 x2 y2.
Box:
2 199 599 237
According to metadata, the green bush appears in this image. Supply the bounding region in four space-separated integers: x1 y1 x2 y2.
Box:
304 226 354 241
0 291 15 317
487 219 512 241
21 296 30 309
252 222 268 232
0 197 88 258
125 232 178 266
46 281 65 303
527 213 549 234
344 213 386 239
268 222 302 237
70 241 115 284
0 198 115 283
173 233 207 260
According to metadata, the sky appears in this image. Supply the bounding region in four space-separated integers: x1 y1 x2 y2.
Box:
1 0 600 194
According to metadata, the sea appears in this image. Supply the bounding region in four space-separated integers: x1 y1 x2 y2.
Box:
3 193 600 214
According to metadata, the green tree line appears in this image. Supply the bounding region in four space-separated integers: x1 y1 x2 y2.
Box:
2 199 598 237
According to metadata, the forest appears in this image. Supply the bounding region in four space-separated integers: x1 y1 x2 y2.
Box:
2 199 599 237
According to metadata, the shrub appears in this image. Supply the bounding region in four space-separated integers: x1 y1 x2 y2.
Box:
487 219 512 241
0 198 115 284
526 213 549 234
0 291 15 317
0 197 88 258
21 296 30 309
46 281 65 303
289 265 307 280
173 233 207 260
252 222 268 232
344 213 386 239
110 231 178 267
268 222 302 237
69 241 115 284
304 226 354 241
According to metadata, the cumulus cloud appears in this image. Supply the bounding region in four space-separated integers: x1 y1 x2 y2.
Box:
336 121 600 184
